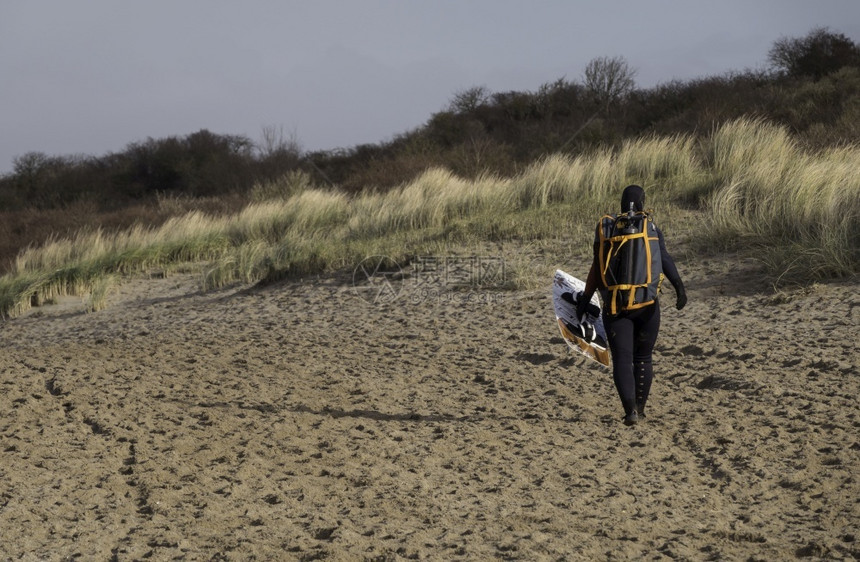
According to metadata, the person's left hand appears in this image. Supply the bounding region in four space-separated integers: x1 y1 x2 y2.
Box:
576 293 590 318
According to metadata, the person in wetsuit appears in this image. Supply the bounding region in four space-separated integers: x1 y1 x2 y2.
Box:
578 185 687 425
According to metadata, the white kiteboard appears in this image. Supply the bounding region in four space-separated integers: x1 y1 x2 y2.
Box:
552 269 611 367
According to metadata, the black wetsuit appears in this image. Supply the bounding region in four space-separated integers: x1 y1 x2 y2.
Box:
580 184 686 422
596 226 683 417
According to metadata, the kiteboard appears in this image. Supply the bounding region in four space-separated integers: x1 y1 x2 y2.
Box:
552 269 611 367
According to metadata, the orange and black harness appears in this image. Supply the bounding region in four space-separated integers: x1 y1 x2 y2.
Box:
597 211 665 315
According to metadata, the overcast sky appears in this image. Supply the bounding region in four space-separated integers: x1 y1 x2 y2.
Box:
2 1 859 174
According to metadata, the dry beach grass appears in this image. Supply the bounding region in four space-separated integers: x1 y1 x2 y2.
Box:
3 119 857 319
0 235 857 560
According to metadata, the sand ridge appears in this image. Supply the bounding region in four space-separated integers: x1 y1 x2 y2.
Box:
0 248 857 560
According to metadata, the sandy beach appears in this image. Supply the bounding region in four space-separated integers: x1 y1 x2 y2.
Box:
0 240 857 561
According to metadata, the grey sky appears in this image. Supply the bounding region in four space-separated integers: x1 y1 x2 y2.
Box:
2 1 859 174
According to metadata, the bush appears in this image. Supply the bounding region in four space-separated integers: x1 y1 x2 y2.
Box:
768 27 860 80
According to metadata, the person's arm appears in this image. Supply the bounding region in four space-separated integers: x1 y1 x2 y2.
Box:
582 258 600 302
577 227 602 317
657 227 687 310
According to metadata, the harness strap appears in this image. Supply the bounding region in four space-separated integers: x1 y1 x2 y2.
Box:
597 212 662 315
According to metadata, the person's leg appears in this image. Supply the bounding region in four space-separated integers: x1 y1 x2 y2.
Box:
632 303 661 417
604 313 637 422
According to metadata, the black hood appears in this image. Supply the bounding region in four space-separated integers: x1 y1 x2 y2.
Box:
621 184 645 213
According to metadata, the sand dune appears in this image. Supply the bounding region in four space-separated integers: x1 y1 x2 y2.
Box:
0 245 857 560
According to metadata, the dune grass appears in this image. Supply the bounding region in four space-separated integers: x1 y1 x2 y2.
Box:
1 118 856 318
705 118 859 279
